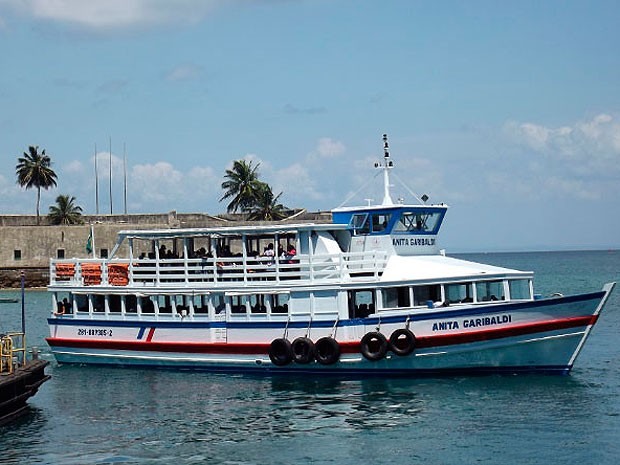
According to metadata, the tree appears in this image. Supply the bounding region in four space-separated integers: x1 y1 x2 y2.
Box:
48 194 84 225
220 159 263 214
246 182 288 221
16 145 58 224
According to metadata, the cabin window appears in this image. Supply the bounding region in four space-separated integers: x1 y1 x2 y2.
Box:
213 295 226 314
193 295 209 314
76 294 89 313
157 295 173 313
348 289 375 318
509 280 531 300
413 285 441 306
93 295 105 312
248 294 267 314
350 214 370 235
108 295 122 313
371 213 392 233
445 283 474 304
54 292 72 314
381 287 410 309
125 295 138 313
175 295 189 315
393 210 443 234
229 295 247 314
272 294 290 314
141 296 156 314
476 281 505 302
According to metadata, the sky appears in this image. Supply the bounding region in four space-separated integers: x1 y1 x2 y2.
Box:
0 0 619 252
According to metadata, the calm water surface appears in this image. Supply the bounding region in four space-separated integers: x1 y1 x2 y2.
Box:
1 250 619 465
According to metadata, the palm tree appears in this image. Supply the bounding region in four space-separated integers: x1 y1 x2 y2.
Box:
246 182 288 221
48 194 84 225
220 160 263 214
16 145 58 224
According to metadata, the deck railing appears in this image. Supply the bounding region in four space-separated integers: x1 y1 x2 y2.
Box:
49 250 389 288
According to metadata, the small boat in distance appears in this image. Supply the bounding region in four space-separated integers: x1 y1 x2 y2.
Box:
46 135 615 375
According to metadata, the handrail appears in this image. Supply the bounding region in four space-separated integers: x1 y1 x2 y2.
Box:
0 332 25 374
49 250 389 287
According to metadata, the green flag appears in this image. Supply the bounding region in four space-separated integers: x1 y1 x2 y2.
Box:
86 230 93 254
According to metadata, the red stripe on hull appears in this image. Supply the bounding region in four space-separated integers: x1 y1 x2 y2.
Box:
46 315 597 355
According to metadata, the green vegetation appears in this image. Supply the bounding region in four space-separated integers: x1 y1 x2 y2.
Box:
48 194 84 225
220 159 289 220
15 145 58 224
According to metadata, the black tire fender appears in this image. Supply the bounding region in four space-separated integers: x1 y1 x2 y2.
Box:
292 336 316 364
389 328 416 356
314 337 340 365
360 331 388 361
268 338 293 366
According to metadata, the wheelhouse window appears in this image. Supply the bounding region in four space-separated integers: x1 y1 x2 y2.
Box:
371 213 392 233
413 285 441 306
350 213 370 235
381 286 410 309
445 283 474 304
509 280 531 300
476 281 505 302
393 210 443 234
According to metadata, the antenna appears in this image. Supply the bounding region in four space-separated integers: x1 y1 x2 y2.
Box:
123 143 128 215
375 133 394 205
94 143 99 214
109 136 113 215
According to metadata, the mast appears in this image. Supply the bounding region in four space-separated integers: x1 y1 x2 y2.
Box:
94 143 99 214
379 133 394 206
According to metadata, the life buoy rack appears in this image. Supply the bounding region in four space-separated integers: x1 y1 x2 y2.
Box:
314 337 340 365
108 263 130 286
360 331 388 361
389 328 416 356
292 337 315 364
55 263 75 280
268 338 293 366
81 263 102 286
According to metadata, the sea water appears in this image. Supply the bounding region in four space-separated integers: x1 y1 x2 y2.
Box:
0 250 619 465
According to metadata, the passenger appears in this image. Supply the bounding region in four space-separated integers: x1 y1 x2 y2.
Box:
286 244 297 263
262 243 275 264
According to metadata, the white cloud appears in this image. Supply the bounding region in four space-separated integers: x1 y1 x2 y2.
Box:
0 0 225 31
504 113 620 174
166 64 203 82
316 137 345 159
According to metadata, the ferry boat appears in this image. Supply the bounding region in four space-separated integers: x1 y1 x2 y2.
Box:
46 135 615 375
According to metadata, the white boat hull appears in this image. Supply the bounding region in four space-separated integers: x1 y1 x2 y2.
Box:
46 284 614 376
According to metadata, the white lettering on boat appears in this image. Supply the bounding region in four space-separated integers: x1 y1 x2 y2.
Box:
432 314 512 332
392 238 436 247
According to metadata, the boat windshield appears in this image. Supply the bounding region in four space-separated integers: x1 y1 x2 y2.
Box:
393 210 443 234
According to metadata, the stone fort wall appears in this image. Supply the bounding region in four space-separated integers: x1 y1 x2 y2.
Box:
0 210 330 288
